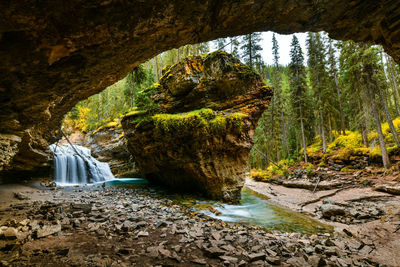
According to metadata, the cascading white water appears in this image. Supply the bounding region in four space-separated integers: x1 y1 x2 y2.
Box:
49 144 115 185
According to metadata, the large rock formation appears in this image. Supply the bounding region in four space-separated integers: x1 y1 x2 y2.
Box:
121 51 273 202
1 0 400 177
83 128 138 178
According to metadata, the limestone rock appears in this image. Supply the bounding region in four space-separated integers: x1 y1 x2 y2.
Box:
122 52 272 202
83 129 138 177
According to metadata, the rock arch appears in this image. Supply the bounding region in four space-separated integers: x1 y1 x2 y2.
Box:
1 0 400 175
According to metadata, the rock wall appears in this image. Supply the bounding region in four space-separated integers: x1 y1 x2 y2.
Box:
83 129 138 178
1 0 400 176
122 52 273 202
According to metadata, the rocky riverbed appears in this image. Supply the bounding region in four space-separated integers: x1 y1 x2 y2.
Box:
1 181 400 266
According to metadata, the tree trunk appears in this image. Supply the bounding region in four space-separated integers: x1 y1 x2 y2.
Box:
299 104 308 163
249 34 253 68
333 72 346 134
386 55 400 116
358 99 369 147
155 56 160 80
328 115 333 143
318 90 327 153
281 107 289 157
375 76 400 147
367 76 391 169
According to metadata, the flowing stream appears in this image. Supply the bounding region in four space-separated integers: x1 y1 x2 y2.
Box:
50 144 115 185
182 187 333 235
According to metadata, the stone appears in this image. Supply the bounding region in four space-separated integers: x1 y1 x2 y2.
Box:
36 224 61 238
1 1 400 177
3 227 18 240
265 256 281 265
374 185 400 195
219 255 238 264
13 192 30 200
308 255 325 267
248 253 265 262
320 204 346 218
203 246 226 258
122 51 272 202
191 257 207 265
286 257 308 266
137 231 149 237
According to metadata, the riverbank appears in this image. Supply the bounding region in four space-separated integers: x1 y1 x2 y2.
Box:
245 177 400 266
1 181 399 266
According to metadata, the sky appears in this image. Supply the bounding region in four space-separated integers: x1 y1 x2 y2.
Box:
260 32 308 66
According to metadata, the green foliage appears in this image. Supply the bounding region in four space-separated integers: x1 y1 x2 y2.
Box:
304 116 400 163
240 32 263 71
63 65 156 133
151 108 246 135
134 83 160 114
250 159 295 182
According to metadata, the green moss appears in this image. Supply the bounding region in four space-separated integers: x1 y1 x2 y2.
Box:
150 108 246 135
341 166 358 172
92 119 121 135
123 107 147 118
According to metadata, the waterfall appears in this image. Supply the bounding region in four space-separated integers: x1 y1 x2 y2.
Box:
49 144 115 185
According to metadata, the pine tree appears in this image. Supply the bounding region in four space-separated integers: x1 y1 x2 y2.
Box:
230 37 240 58
328 39 346 134
215 38 227 51
272 33 289 157
240 33 263 69
307 32 329 153
289 35 309 162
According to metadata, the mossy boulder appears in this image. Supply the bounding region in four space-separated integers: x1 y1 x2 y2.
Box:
121 51 273 203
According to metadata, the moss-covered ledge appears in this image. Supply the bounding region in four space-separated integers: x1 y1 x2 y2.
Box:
121 51 273 203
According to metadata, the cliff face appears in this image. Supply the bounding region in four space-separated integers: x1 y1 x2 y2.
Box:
121 52 273 202
83 129 138 178
1 0 400 176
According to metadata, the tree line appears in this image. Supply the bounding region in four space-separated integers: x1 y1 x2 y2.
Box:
63 32 400 170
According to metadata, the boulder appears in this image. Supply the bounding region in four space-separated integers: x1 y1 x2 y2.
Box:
122 51 272 202
320 204 346 218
